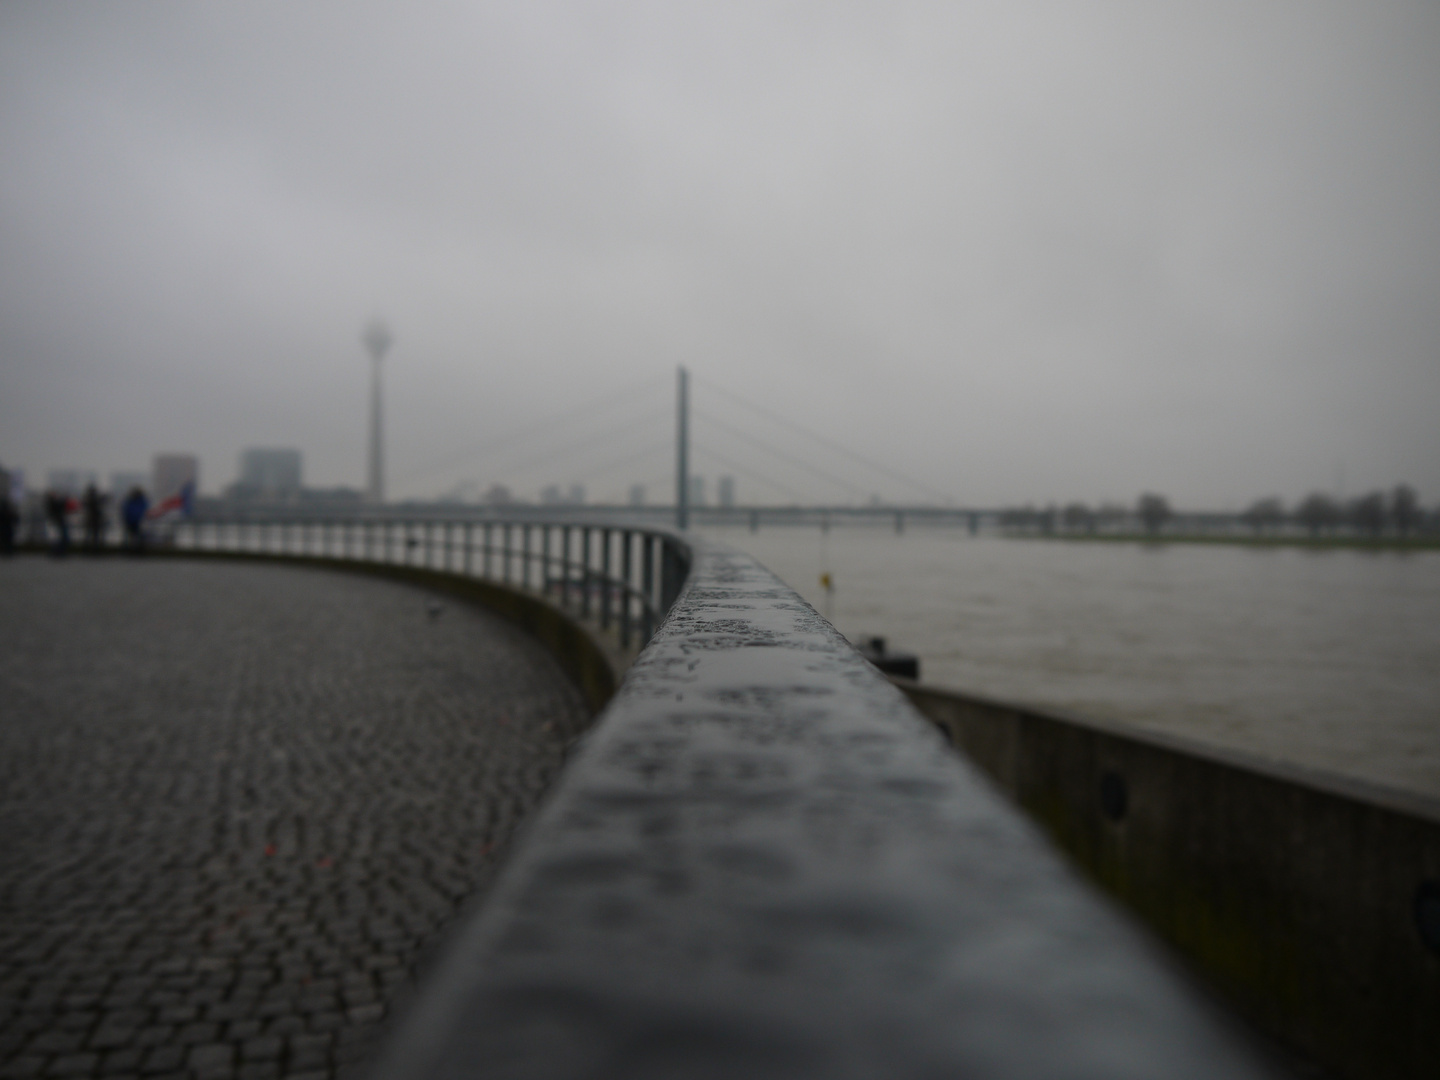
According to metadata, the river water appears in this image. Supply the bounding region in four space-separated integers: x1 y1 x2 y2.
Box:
700 525 1440 800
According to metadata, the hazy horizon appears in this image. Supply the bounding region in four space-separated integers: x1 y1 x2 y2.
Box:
3 2 1437 510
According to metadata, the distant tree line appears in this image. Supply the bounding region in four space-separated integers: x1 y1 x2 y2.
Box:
1273 485 1423 538
998 484 1431 539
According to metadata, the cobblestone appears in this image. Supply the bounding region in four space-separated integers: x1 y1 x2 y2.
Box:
0 559 589 1080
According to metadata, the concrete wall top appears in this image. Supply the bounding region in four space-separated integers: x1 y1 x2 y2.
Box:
373 537 1274 1079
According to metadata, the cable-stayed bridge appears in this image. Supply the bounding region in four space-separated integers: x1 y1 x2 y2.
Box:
384 367 962 520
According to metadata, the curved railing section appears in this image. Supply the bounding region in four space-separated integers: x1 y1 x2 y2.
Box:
176 515 690 653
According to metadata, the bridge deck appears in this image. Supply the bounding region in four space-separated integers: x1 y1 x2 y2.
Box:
0 558 588 1080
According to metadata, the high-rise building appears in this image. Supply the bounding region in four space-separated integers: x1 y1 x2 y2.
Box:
628 484 646 507
689 475 705 507
567 484 585 506
153 454 198 501
717 475 735 509
238 448 302 500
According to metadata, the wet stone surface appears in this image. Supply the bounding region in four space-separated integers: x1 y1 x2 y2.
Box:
0 557 589 1080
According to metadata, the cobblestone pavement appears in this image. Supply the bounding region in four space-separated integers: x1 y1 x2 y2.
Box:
0 557 590 1080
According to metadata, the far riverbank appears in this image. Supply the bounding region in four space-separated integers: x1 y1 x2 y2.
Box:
1013 532 1440 551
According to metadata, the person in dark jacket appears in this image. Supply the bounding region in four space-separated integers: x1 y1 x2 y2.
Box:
0 489 16 555
83 484 107 550
45 490 71 555
121 487 148 551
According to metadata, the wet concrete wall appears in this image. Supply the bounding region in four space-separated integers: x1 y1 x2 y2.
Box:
896 680 1440 1080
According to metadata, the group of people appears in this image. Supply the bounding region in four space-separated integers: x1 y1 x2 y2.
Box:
0 483 153 556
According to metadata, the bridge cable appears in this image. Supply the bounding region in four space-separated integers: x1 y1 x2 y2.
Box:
467 404 672 485
394 372 670 486
571 438 673 486
693 408 872 499
691 439 808 503
692 374 955 503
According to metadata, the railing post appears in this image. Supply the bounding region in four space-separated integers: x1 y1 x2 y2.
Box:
542 525 552 599
561 526 572 609
600 529 612 629
503 523 512 584
484 522 493 579
620 530 632 647
523 524 532 589
661 539 680 613
581 527 592 620
642 533 656 641
464 522 473 576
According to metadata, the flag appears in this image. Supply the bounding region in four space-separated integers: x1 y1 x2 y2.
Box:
148 479 194 519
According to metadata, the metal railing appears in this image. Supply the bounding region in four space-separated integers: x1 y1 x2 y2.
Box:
175 516 690 649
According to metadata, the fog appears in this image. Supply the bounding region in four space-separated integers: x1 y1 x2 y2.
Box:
2 1 1437 508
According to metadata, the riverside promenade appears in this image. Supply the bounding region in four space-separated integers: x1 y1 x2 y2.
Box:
9 517 1433 1079
0 558 589 1080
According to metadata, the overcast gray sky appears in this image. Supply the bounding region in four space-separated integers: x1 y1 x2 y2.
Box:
2 1 1436 508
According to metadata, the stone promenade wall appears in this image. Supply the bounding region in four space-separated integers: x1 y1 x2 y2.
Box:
897 679 1440 1080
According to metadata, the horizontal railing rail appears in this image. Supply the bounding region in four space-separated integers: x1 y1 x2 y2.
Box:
175 515 690 651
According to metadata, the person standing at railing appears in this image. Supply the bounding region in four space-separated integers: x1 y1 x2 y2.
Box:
121 487 148 551
44 490 71 556
82 483 107 550
0 487 16 556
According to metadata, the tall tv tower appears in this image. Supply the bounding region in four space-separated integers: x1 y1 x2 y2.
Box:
363 320 392 505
